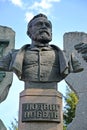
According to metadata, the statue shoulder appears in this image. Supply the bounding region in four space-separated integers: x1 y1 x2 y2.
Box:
11 49 19 55
11 44 31 55
50 44 62 52
19 44 31 51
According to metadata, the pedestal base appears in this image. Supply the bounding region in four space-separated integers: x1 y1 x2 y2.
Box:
18 89 63 130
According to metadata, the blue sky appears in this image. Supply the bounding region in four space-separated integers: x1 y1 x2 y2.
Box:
0 0 87 129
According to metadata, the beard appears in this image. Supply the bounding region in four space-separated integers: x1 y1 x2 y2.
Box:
31 30 52 43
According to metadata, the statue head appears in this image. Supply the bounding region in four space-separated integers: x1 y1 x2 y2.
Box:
27 13 52 44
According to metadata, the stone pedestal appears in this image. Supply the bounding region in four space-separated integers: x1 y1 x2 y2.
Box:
18 89 63 130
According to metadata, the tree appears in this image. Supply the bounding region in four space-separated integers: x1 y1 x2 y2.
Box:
9 118 18 130
63 87 78 128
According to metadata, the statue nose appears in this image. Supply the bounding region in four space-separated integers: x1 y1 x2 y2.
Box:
41 26 47 30
42 23 47 28
41 24 47 30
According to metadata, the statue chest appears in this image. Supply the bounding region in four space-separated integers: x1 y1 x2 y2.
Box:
22 49 60 82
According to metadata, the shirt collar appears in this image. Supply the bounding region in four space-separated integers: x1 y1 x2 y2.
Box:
29 45 52 51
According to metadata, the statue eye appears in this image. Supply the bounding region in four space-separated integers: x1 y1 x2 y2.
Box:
45 22 51 28
34 21 52 28
34 22 42 27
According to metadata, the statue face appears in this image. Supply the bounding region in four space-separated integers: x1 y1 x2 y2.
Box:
29 17 52 43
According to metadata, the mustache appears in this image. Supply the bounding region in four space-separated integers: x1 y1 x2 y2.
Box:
39 29 51 36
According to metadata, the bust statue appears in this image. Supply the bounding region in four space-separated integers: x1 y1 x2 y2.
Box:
0 14 83 89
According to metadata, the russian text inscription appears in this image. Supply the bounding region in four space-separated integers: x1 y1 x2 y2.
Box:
22 103 61 122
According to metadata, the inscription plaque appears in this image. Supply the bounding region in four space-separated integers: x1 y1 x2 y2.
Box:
22 103 61 122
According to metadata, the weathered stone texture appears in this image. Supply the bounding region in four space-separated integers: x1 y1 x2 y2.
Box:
0 25 15 102
18 89 63 130
64 32 87 130
0 26 15 130
0 120 7 130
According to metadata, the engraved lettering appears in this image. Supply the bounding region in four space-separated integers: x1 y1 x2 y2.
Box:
43 111 48 118
22 103 61 122
43 104 48 110
37 111 42 118
30 103 37 110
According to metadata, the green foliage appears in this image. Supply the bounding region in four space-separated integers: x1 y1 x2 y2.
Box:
63 87 78 127
63 125 67 130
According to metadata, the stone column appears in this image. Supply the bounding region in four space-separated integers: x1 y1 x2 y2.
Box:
63 32 87 130
0 26 15 129
0 25 15 103
18 88 63 130
0 120 6 130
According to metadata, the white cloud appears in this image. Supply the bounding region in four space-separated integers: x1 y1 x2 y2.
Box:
28 0 61 14
25 0 61 22
8 0 60 10
25 12 34 22
8 0 61 22
29 0 61 10
9 0 23 7
30 0 52 10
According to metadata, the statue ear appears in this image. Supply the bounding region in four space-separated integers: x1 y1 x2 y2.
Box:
27 30 31 38
29 33 32 38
